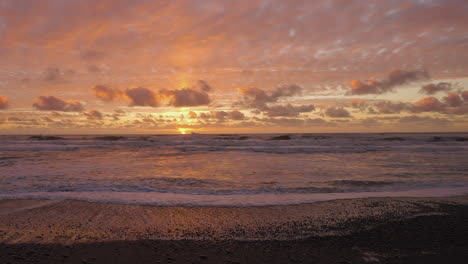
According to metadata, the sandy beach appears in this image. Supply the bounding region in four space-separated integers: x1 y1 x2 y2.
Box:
1 196 468 263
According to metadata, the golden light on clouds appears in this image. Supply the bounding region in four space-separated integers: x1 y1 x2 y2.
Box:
1 0 468 134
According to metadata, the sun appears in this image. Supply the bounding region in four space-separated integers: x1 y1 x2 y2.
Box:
177 128 192 134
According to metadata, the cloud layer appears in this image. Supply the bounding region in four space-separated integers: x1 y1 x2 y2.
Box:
1 1 468 133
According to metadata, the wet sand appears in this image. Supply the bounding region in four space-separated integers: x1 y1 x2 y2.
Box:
1 196 468 263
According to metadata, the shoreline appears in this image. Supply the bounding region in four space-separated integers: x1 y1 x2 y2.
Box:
1 196 468 263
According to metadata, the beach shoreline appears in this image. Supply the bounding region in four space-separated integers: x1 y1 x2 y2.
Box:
1 195 468 263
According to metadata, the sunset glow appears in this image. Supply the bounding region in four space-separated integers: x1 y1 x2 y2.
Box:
177 128 192 134
0 0 467 134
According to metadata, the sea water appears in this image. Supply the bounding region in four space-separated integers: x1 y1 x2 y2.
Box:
0 133 467 206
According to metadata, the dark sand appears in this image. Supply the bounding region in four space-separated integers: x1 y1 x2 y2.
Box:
1 196 468 263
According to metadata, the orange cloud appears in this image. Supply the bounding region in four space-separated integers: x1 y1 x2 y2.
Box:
0 96 9 109
412 97 443 112
93 85 123 102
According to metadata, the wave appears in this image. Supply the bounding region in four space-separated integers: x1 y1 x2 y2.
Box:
2 186 468 206
330 180 398 187
5 178 466 196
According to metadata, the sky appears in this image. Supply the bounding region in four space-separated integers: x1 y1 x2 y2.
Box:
0 0 468 134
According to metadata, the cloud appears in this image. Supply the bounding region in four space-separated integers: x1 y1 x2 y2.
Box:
187 111 197 119
212 111 229 121
461 91 468 101
197 110 245 121
42 67 74 82
357 118 380 126
374 100 409 114
7 117 21 122
347 70 429 95
197 80 212 92
444 105 468 115
0 96 9 109
111 109 126 120
160 88 211 107
84 110 104 120
93 85 122 102
238 84 302 108
349 99 367 109
409 91 468 115
263 103 315 117
236 84 313 117
125 87 159 107
93 80 213 107
325 106 351 118
443 93 463 107
33 96 84 112
257 117 334 127
228 110 245 120
411 96 444 112
43 67 62 82
419 82 452 95
158 80 213 107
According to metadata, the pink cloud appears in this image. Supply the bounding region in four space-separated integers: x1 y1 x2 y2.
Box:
93 85 122 102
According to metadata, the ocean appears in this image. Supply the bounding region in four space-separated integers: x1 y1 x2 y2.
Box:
1 133 468 206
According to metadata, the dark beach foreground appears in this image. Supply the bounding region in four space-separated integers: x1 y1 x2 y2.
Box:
0 196 468 263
